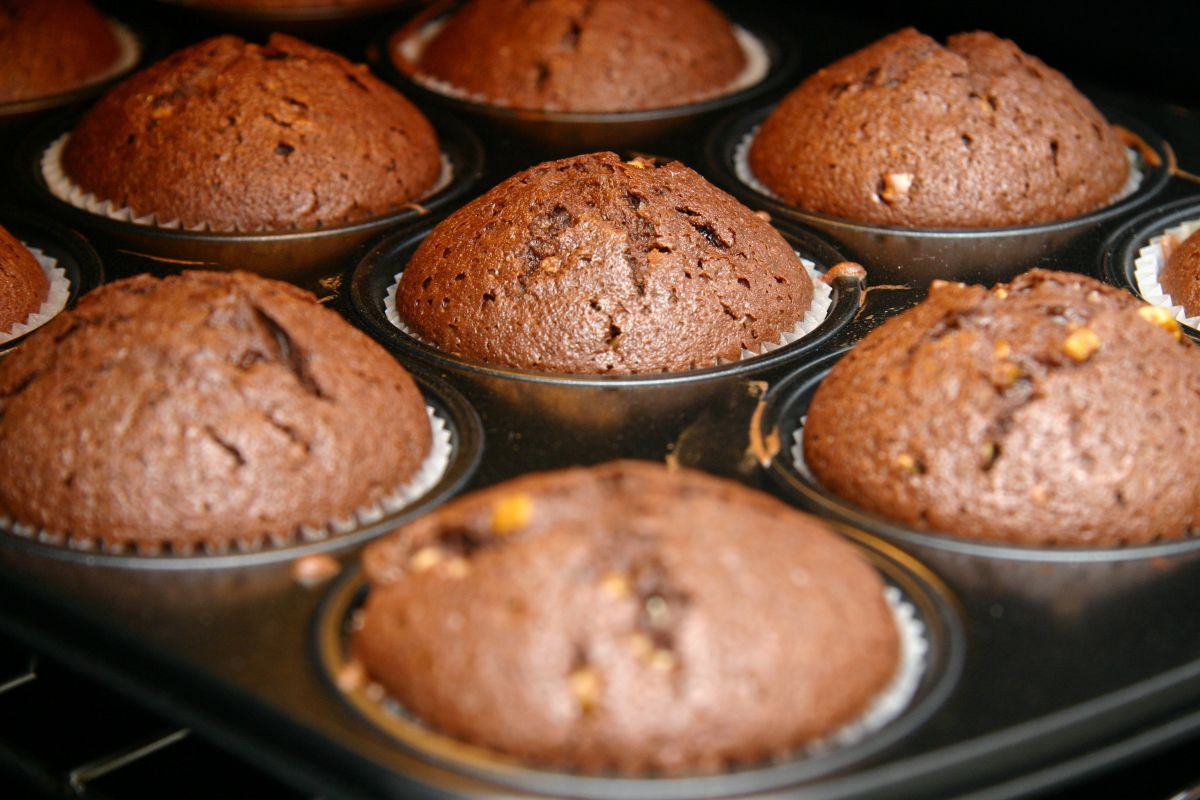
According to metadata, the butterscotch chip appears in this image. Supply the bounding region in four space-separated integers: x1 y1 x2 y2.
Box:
354 461 899 774
1137 305 1183 340
750 29 1129 228
803 269 1200 547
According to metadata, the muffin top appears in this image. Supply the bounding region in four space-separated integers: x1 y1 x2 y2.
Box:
355 460 900 774
61 34 440 232
0 225 49 332
1160 228 1200 318
0 270 432 551
399 0 746 112
396 152 814 373
0 0 120 104
803 269 1200 547
749 29 1130 228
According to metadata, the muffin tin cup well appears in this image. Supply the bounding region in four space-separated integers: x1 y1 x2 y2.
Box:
0 369 483 570
347 218 864 458
369 7 798 166
705 106 1172 286
761 348 1200 564
0 206 104 357
315 531 964 800
1101 195 1200 343
17 110 484 288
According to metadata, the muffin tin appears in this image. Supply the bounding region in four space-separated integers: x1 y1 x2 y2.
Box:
2 4 1200 798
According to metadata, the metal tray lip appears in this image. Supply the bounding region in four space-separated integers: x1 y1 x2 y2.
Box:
1100 194 1200 343
370 5 799 126
0 205 105 357
762 347 1200 564
703 103 1172 241
0 369 484 571
16 108 484 246
348 217 862 388
313 528 965 800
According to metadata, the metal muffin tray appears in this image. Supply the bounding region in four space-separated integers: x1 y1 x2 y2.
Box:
2 5 1200 798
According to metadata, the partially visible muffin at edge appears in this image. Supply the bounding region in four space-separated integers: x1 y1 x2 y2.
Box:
397 0 747 112
61 34 441 232
0 225 49 332
749 29 1130 228
1160 228 1200 318
0 0 121 104
354 460 901 774
0 270 432 550
803 269 1200 547
396 152 815 374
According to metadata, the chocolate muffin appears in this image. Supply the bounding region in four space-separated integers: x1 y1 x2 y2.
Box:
803 269 1200 547
1159 228 1200 317
0 0 121 104
397 0 746 113
396 152 815 373
0 225 48 333
60 34 440 232
354 460 901 774
749 29 1130 228
0 270 432 551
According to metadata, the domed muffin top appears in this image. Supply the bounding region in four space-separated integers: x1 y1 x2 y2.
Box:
803 269 1200 546
0 270 432 551
61 34 441 232
0 0 120 103
0 224 49 332
750 29 1130 228
396 152 815 374
400 0 746 113
355 460 901 774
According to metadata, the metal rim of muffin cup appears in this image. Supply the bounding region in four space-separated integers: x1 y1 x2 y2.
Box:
1101 195 1200 344
367 5 799 153
0 206 105 358
0 18 148 129
0 369 484 570
761 349 1200 563
17 109 485 285
348 217 865 387
314 532 964 799
704 105 1173 285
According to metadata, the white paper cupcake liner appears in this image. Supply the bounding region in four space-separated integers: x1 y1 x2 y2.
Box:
384 257 834 368
734 126 1145 211
1133 217 1200 330
353 580 926 765
42 134 456 234
0 405 453 557
395 18 770 109
0 246 71 345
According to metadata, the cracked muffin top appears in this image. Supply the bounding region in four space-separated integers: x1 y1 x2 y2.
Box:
0 0 121 104
803 269 1200 547
749 29 1130 228
61 33 440 232
396 152 814 374
1160 228 1200 318
0 270 431 551
354 460 900 774
0 224 48 332
396 0 746 113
